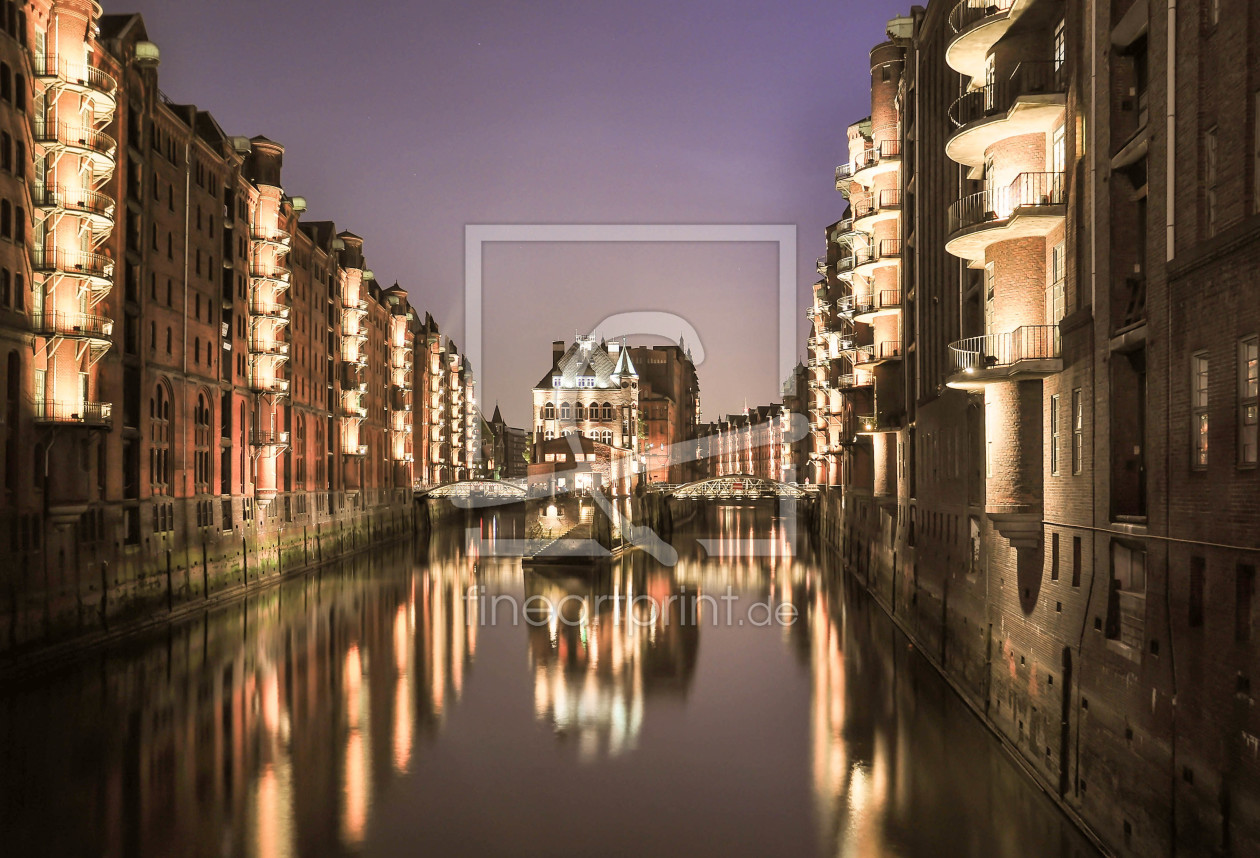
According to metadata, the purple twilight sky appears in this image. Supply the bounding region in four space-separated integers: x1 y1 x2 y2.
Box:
116 0 904 427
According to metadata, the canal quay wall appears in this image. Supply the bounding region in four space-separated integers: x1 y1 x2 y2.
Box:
0 491 415 659
815 488 1255 858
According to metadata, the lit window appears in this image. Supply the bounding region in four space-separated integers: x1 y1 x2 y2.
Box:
1053 20 1066 73
1192 352 1209 469
1240 336 1258 465
1047 242 1066 325
1072 388 1083 475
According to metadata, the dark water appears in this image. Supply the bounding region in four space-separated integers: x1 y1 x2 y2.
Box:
0 507 1098 857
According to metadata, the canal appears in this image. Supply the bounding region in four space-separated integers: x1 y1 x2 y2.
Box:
0 507 1099 857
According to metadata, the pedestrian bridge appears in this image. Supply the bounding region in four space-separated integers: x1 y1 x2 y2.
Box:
668 475 806 500
418 480 528 500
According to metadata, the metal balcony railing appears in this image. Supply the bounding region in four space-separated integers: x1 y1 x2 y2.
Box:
343 297 369 312
30 311 113 339
30 184 114 219
249 263 290 282
948 171 1065 234
815 256 829 275
835 164 854 183
29 248 112 279
853 148 879 172
949 325 1061 373
33 398 111 425
249 339 290 357
249 298 290 319
250 430 290 446
878 188 902 209
949 0 1016 34
877 289 902 310
949 61 1067 128
31 120 116 156
250 225 290 245
30 56 118 98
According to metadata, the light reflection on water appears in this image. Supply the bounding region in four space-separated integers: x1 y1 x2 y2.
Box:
0 506 1097 857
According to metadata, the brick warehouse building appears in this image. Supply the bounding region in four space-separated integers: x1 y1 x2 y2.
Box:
812 1 1260 855
0 4 477 649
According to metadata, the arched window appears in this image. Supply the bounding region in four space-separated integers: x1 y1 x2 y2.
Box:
602 402 613 421
574 402 584 421
14 206 22 243
193 337 200 364
193 393 211 494
1 199 11 239
0 63 11 102
150 383 172 494
14 74 24 111
560 402 571 421
543 401 555 420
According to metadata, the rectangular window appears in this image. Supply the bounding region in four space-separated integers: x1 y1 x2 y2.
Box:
1241 336 1258 465
1050 394 1061 475
1047 242 1066 325
1189 556 1205 629
1192 352 1209 468
1072 536 1082 587
1051 532 1060 580
984 262 996 339
1236 564 1255 643
1050 125 1066 176
1106 542 1146 649
1205 127 1218 238
1072 388 1083 474
1053 19 1066 72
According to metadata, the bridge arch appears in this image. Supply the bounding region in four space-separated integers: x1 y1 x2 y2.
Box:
670 474 805 500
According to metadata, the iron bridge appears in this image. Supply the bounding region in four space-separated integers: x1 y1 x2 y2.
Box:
669 474 806 500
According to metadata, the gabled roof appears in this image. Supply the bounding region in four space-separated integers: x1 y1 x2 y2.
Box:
491 403 504 424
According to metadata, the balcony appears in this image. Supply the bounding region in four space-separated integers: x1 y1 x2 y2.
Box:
853 238 903 277
31 121 116 171
854 289 903 323
249 263 291 285
32 398 111 427
257 377 290 396
947 0 1018 80
946 324 1062 388
853 188 902 231
343 296 369 315
343 402 367 418
31 56 118 114
30 248 113 286
946 172 1065 263
31 184 115 229
835 163 854 191
250 430 290 448
250 225 291 247
249 339 290 357
853 340 902 366
30 311 113 342
854 412 899 435
851 140 902 187
344 443 370 457
947 62 1067 167
815 256 830 276
249 298 290 320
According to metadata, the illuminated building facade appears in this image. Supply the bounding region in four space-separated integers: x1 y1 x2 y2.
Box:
0 9 475 648
814 2 1260 856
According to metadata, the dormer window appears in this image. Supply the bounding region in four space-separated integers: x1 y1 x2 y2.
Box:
552 376 562 388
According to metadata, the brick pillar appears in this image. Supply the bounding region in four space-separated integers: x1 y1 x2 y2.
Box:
873 432 896 499
984 380 1043 516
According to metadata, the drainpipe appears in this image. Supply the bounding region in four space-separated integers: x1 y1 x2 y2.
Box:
1166 0 1176 261
180 138 191 493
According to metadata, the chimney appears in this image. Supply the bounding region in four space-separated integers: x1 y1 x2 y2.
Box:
552 340 565 364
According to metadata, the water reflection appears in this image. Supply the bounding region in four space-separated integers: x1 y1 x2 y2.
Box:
0 508 1097 857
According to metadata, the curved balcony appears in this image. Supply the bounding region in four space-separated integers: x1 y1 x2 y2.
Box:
31 56 118 116
830 218 855 244
947 0 1018 80
249 339 290 357
343 296 369 313
851 140 902 187
854 289 903 323
853 188 902 231
853 238 903 277
834 254 856 279
249 263 291 286
815 256 830 276
250 430 290 448
30 311 113 342
30 248 113 287
946 324 1062 388
343 444 370 458
835 163 854 191
33 398 112 427
250 225 291 248
256 377 290 396
947 62 1067 167
343 402 367 419
853 340 902 366
946 172 1065 262
249 298 290 321
855 412 899 435
31 121 116 173
31 184 115 231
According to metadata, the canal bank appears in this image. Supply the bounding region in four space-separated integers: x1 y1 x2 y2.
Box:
815 488 1117 857
1 490 415 659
